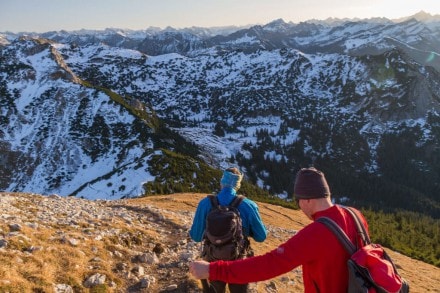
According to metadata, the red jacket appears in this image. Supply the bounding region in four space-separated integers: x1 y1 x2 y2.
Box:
209 205 369 293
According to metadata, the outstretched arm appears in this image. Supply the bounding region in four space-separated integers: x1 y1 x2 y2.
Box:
189 224 323 284
189 240 301 284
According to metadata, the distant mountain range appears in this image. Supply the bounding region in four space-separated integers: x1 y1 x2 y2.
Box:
1 12 439 217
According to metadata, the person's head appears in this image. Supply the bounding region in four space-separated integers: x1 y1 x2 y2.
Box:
220 167 243 191
294 167 332 219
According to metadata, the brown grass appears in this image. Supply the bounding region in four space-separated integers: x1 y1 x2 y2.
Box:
0 192 438 293
0 223 119 292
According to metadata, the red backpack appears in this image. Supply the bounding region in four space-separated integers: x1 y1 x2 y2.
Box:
317 207 409 293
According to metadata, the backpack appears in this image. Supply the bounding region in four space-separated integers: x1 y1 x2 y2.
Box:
202 194 247 262
316 207 409 293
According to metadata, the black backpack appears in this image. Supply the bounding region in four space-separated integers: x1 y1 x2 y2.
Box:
317 207 409 293
202 194 247 261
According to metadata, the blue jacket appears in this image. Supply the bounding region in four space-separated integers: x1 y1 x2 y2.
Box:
189 187 267 242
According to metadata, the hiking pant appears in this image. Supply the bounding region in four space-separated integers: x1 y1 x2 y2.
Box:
201 241 253 292
201 279 248 293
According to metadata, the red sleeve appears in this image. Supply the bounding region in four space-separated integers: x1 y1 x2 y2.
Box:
209 224 324 283
209 247 296 284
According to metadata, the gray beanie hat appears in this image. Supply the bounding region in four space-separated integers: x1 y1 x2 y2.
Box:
294 167 330 199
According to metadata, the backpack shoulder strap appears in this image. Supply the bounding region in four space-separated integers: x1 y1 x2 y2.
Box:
229 195 244 208
316 217 357 255
343 206 371 245
207 194 219 209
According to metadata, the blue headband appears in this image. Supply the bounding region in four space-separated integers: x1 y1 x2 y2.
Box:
221 170 243 190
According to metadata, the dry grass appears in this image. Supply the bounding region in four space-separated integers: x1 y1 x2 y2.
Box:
0 192 439 293
0 196 161 292
0 223 123 292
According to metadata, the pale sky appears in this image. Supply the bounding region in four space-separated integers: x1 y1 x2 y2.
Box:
1 0 440 33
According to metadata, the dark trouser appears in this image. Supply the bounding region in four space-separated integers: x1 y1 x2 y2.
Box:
201 279 248 293
201 240 253 293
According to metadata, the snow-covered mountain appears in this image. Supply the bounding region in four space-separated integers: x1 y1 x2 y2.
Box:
0 38 161 199
1 13 439 216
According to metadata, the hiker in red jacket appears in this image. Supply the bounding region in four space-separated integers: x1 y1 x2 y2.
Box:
189 167 369 293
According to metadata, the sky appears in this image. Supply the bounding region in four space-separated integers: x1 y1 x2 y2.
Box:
1 0 440 33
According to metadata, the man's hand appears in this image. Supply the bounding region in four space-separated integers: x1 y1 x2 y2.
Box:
189 260 210 279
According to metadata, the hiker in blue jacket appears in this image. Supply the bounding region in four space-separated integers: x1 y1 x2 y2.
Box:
189 167 267 293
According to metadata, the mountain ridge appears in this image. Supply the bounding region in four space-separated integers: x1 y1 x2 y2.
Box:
0 13 439 219
2 10 439 36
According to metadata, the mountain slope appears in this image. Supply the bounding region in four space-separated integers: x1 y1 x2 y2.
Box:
0 192 438 292
59 34 440 215
0 14 439 217
0 38 168 199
